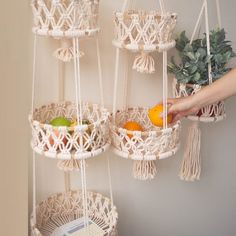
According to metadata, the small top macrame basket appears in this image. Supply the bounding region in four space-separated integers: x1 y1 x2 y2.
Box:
31 0 100 38
113 0 177 74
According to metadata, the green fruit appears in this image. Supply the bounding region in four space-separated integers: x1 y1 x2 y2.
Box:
50 117 71 127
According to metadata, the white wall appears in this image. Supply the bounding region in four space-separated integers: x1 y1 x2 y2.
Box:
28 0 236 236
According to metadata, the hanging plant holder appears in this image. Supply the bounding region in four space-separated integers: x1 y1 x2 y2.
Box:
111 107 180 180
173 80 226 122
31 0 100 38
113 8 177 74
30 190 118 236
29 101 110 160
169 0 235 181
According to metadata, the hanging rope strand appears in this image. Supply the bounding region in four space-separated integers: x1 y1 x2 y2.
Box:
216 0 222 29
159 0 166 14
76 37 83 124
31 35 37 113
112 48 120 123
106 155 114 206
204 0 213 84
190 1 206 44
73 38 80 121
96 37 104 108
162 51 168 129
32 152 36 225
123 51 129 110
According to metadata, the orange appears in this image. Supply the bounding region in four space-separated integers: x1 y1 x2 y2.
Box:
148 104 173 127
123 121 144 138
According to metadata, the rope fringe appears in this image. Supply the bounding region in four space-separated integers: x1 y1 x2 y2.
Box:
132 52 155 74
57 159 81 171
133 160 157 181
54 47 84 62
179 121 201 181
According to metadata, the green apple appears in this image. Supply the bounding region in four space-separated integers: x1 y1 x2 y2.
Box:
50 117 71 127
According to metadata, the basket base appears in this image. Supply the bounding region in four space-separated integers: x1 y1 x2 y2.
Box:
112 143 180 161
32 28 100 39
187 114 226 123
112 40 176 53
31 141 111 160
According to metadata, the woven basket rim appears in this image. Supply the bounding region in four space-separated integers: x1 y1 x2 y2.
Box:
115 10 177 18
29 101 110 131
111 107 180 136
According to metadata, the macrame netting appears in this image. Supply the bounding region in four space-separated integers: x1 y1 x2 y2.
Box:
113 4 177 74
29 101 110 160
31 0 100 38
30 190 118 236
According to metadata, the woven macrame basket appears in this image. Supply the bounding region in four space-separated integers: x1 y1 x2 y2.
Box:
29 101 110 160
111 107 180 160
113 10 177 53
30 190 118 236
173 79 226 122
31 0 100 38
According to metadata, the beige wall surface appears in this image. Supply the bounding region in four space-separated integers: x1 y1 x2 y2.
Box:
0 0 31 235
1 0 236 236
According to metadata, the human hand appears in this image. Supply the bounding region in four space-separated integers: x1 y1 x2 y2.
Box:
167 96 200 122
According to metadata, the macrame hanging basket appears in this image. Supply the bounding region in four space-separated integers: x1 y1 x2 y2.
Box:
30 190 118 236
173 79 226 122
111 107 181 180
172 0 226 181
29 101 110 160
113 6 177 74
31 0 100 38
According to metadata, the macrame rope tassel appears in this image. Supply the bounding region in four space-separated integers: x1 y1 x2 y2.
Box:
53 39 84 62
133 160 157 181
179 121 201 181
57 159 81 172
132 52 155 74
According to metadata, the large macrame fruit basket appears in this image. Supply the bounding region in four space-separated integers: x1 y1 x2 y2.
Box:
29 101 110 160
30 190 118 236
31 0 100 38
113 10 177 52
173 79 226 122
111 107 180 180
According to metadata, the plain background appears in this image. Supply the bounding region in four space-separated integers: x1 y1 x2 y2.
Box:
1 0 236 235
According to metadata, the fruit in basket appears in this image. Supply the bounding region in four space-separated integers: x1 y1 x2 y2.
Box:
123 121 144 138
50 117 71 127
148 104 173 127
49 117 71 147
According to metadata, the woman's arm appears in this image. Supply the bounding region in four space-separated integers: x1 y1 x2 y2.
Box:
168 68 236 122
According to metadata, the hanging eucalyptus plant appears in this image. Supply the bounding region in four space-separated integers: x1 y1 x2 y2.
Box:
168 28 236 85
